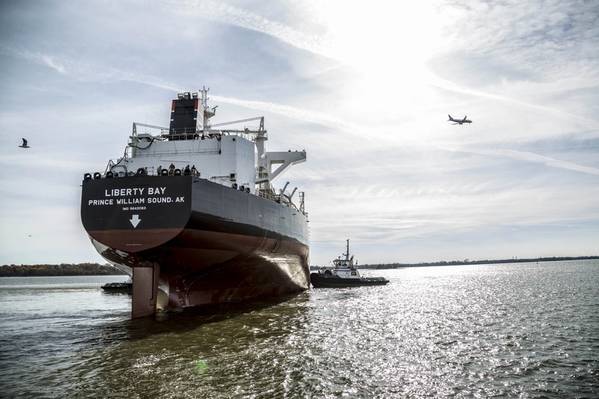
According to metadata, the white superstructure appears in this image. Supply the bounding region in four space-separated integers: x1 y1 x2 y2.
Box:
105 88 306 205
123 133 257 190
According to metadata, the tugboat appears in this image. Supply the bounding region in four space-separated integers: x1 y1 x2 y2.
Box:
310 240 389 288
101 281 133 294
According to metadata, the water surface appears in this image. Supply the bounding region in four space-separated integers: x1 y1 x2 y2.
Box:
1 261 598 397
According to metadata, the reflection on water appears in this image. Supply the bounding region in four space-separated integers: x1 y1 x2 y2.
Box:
1 261 598 397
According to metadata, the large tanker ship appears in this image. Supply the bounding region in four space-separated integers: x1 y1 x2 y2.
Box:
81 88 309 317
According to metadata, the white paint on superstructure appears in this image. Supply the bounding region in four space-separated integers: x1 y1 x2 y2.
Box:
104 88 307 211
124 135 256 192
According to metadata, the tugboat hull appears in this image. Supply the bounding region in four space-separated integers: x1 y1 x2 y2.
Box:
310 273 388 288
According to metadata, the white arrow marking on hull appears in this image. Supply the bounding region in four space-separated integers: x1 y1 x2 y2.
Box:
130 214 141 228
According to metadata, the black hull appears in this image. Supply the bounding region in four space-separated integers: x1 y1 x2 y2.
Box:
310 273 389 288
81 176 309 315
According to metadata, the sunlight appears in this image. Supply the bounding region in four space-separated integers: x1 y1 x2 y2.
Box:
311 1 446 73
305 1 453 132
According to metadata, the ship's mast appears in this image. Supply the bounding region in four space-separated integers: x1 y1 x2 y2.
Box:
200 86 216 133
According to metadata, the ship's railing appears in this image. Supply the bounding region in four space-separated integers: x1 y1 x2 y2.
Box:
94 164 201 179
162 130 265 142
132 122 169 138
132 122 266 143
258 188 278 202
134 148 221 157
258 187 307 216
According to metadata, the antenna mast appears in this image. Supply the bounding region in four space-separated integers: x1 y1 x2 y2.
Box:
345 239 350 261
200 86 216 133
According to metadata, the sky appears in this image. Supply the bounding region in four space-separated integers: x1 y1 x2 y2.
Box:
0 0 598 265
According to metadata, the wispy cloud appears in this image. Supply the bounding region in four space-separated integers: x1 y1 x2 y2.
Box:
0 46 67 74
0 44 181 90
171 0 332 58
443 0 599 77
170 0 599 127
438 145 599 177
308 180 599 244
1 44 361 134
211 95 359 133
427 74 599 127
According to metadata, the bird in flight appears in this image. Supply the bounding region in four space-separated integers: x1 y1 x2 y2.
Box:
19 138 30 148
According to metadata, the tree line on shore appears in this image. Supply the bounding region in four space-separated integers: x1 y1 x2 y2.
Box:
3 256 598 276
357 256 599 269
0 263 127 277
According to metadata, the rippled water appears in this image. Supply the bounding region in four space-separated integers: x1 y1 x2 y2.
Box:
1 261 598 398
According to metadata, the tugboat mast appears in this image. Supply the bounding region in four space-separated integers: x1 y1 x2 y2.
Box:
345 239 350 262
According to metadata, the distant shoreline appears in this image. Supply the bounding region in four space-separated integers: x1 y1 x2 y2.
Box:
3 256 598 276
356 256 599 269
0 263 127 277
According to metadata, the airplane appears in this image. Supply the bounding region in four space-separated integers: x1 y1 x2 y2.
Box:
448 114 472 125
18 138 30 148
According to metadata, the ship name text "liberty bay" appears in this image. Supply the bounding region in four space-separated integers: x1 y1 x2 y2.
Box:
104 187 166 197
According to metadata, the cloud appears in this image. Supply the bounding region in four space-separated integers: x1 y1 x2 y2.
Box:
1 1 598 263
442 0 599 76
5 43 597 179
0 46 66 74
211 95 359 133
438 145 599 177
170 0 332 58
308 179 599 245
1 44 361 135
0 44 180 89
427 74 599 127
168 0 599 127
427 0 599 126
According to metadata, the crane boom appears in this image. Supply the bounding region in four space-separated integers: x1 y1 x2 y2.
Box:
210 116 264 128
